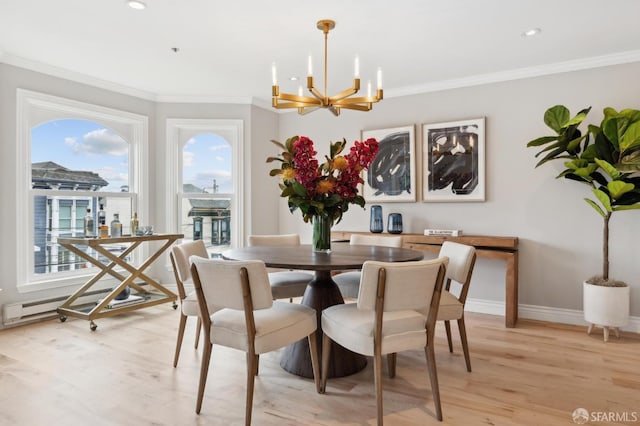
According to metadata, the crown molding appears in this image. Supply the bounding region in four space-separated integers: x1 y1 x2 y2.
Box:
386 49 640 98
1 53 158 101
156 94 253 104
3 49 640 106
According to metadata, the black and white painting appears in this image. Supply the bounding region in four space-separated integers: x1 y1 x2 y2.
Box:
422 118 485 202
362 125 416 202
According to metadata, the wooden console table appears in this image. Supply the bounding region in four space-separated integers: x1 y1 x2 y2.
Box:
332 231 519 328
56 233 183 331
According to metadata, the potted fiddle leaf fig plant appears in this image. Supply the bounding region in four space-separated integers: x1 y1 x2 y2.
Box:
527 105 640 341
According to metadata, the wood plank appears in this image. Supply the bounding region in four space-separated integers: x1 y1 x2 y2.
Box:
0 308 637 425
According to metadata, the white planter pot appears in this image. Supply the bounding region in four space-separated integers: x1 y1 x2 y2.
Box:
583 281 630 341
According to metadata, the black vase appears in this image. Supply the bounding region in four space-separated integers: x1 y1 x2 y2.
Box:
387 213 403 234
114 286 131 301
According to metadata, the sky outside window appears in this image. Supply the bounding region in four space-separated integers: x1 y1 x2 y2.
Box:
31 119 129 191
183 133 232 194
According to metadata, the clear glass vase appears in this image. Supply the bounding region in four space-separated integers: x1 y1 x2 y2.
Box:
312 215 333 253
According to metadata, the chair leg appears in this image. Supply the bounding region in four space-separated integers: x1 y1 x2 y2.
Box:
425 344 443 421
194 317 202 349
374 351 384 426
457 316 472 372
387 353 397 378
195 342 213 414
255 355 260 376
173 313 188 367
245 352 258 426
308 332 321 393
320 332 332 393
444 320 453 353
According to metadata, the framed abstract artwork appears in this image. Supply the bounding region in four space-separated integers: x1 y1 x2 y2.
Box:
422 117 485 202
362 125 416 202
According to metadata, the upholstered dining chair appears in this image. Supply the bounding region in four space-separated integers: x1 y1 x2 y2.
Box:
169 239 211 368
320 258 448 424
248 234 313 301
437 241 477 372
332 234 403 299
190 257 320 424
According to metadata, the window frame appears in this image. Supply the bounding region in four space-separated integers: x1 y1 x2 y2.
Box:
16 89 148 293
165 119 244 251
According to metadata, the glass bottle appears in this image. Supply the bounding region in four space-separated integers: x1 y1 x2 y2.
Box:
84 208 95 238
370 205 383 233
98 203 106 226
110 213 122 238
130 212 139 236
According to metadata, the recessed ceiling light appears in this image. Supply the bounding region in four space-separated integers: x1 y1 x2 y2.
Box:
522 28 541 37
127 0 147 10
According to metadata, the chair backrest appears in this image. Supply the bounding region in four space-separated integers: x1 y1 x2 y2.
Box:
248 234 301 247
190 257 273 314
357 257 448 312
170 240 209 299
350 234 403 248
438 241 476 303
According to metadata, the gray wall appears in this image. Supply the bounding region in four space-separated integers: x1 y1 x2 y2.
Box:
277 62 640 319
1 60 639 327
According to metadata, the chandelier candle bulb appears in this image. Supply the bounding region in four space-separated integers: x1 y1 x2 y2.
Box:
307 55 313 76
367 81 372 98
354 56 360 78
271 63 277 85
377 68 383 89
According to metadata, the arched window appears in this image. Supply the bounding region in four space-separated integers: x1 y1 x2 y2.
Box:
17 90 148 291
166 119 243 257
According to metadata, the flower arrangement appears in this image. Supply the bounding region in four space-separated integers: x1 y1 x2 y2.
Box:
267 135 379 224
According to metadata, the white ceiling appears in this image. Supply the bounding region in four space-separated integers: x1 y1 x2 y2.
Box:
2 0 640 104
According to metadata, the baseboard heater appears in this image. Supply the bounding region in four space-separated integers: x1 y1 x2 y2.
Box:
2 288 113 326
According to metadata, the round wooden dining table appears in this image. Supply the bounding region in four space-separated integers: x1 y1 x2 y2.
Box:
222 242 424 378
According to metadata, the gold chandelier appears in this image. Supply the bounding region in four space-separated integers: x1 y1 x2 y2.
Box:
271 19 383 116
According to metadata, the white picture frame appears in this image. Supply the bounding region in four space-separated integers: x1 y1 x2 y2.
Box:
362 125 416 203
422 117 486 202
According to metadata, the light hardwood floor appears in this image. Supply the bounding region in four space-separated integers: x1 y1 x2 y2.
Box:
1 306 638 425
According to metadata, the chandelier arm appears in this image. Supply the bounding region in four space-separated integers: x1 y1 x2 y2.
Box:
334 103 372 112
308 87 326 103
328 87 359 103
335 96 380 105
276 92 322 105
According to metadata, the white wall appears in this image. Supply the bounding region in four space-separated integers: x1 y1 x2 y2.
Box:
277 62 640 320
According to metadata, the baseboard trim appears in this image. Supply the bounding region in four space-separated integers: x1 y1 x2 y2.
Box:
465 298 640 333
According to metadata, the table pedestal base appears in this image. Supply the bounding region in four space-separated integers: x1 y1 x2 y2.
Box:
280 270 367 378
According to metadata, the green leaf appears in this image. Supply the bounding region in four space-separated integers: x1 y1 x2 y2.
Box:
573 164 598 178
613 204 640 211
619 120 640 152
544 105 570 133
594 158 621 179
585 198 606 217
269 168 283 176
266 156 283 163
602 116 628 149
607 181 634 199
593 188 612 212
566 134 587 152
526 136 557 147
291 181 307 197
285 136 298 153
281 185 295 197
561 107 591 129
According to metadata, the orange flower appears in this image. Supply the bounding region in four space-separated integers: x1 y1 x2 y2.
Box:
332 156 348 171
316 179 335 194
282 167 296 181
